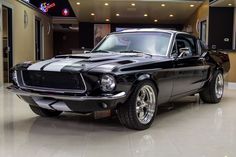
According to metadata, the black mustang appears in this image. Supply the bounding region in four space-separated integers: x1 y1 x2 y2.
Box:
8 29 230 130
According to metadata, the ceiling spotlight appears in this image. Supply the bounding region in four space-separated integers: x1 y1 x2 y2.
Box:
228 3 232 6
76 2 80 5
154 19 158 22
106 18 110 22
190 4 195 7
104 3 109 6
116 13 120 16
144 14 148 17
169 14 174 17
91 13 95 16
161 4 165 7
131 3 136 6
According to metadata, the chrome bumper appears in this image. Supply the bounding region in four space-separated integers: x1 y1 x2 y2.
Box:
7 86 126 101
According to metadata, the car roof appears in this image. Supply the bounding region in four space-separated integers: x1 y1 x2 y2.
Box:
115 28 189 35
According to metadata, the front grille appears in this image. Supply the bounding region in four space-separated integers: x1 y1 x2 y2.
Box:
21 71 86 92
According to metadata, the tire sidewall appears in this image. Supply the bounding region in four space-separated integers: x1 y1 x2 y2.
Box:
129 80 158 129
212 71 224 102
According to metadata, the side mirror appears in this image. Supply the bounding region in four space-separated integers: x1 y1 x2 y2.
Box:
178 47 191 58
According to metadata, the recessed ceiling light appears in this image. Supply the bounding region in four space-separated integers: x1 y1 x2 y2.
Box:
190 4 195 7
76 2 80 5
106 18 110 22
161 4 165 7
91 13 95 16
116 13 120 16
104 3 109 6
144 14 148 17
228 3 232 6
154 19 158 22
169 14 174 17
131 3 136 6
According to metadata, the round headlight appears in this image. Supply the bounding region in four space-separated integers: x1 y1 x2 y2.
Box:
12 70 18 85
100 74 116 92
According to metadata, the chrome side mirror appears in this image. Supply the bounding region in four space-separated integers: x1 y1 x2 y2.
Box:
178 47 191 58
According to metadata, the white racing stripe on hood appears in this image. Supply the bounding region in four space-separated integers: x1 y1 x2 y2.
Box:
27 59 60 71
43 58 83 72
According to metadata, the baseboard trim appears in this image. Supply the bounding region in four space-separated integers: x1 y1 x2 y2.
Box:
225 82 236 89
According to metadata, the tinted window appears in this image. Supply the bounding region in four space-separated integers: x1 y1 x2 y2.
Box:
176 34 197 56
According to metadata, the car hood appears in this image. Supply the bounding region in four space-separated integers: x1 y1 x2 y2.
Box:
26 53 169 73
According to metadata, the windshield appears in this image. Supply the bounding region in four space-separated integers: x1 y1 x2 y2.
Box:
93 32 172 56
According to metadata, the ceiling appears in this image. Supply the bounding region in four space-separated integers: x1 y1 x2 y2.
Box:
68 0 203 24
210 0 236 7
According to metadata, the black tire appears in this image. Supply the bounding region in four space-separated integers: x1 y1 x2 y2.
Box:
29 105 62 117
200 70 224 103
117 80 158 130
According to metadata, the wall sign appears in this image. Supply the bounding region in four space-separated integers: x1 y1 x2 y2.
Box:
94 24 111 46
40 2 56 13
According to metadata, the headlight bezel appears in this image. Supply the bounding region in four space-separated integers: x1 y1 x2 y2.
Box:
100 74 116 92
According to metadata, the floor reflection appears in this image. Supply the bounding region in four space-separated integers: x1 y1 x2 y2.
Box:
1 88 236 157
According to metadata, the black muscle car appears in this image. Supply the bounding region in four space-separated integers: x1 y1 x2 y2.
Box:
8 29 230 130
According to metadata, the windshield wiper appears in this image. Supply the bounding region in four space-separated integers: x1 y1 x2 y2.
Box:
91 50 112 53
120 50 152 56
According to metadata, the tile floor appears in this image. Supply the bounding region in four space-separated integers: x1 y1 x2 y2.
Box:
0 86 236 157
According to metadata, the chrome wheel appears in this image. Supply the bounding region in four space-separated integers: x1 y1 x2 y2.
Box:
136 85 156 124
215 73 224 99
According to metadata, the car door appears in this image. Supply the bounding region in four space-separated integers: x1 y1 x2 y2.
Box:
171 34 205 96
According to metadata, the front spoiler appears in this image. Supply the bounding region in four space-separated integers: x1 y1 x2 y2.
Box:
7 85 127 112
7 85 126 101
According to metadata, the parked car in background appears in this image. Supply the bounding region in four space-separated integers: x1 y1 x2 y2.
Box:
8 29 230 130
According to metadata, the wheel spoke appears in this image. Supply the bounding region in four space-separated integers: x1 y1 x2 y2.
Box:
135 85 156 124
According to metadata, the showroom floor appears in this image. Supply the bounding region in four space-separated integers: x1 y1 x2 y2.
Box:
0 86 236 157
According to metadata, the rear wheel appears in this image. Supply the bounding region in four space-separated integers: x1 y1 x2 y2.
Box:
200 71 224 103
117 80 158 130
29 105 62 117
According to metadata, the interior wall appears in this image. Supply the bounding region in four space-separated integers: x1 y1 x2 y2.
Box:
0 0 53 86
184 0 209 42
227 52 236 82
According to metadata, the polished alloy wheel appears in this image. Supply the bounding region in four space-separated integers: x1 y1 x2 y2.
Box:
215 73 224 99
136 85 156 124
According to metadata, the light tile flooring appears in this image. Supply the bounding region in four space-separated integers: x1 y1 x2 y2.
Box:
0 86 236 157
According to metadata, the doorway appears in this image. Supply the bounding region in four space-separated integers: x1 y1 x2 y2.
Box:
35 18 42 60
2 6 13 83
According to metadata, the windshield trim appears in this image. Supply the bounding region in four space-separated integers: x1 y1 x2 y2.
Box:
92 32 174 57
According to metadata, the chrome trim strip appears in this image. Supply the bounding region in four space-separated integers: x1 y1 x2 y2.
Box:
7 86 126 101
19 71 87 94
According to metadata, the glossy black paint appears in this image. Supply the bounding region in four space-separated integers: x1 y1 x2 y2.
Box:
11 30 230 112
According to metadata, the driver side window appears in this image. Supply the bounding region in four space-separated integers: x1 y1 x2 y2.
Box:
173 34 197 58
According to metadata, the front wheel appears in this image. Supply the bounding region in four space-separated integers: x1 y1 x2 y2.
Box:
200 70 224 103
29 105 62 117
117 80 158 130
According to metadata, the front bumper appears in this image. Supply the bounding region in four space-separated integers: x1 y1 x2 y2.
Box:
7 85 126 112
